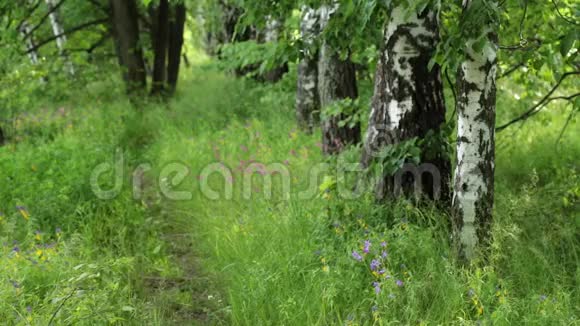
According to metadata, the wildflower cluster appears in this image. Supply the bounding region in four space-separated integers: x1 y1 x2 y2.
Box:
351 237 407 298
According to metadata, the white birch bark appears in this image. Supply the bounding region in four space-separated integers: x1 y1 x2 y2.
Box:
264 15 280 43
296 6 320 132
45 0 75 76
452 0 498 262
20 22 40 65
361 4 450 201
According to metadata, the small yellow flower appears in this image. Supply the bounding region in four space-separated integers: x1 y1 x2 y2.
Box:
17 206 30 220
322 265 329 273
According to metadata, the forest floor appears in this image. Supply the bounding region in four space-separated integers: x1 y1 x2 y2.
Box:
0 61 578 325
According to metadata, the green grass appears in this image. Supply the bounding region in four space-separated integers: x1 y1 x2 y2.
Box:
0 61 578 325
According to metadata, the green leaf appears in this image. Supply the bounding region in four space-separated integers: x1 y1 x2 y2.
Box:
560 30 577 57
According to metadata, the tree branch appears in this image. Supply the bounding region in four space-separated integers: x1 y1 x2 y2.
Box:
445 67 457 121
15 0 42 31
23 18 108 54
68 32 111 54
551 0 579 26
21 0 67 39
498 62 525 79
496 71 580 131
556 105 578 145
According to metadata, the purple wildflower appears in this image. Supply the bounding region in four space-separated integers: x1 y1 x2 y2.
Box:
370 259 380 271
396 279 404 287
380 241 387 247
378 269 386 275
373 282 381 294
352 251 363 262
539 295 547 302
363 240 371 254
26 306 32 313
12 246 20 253
371 305 378 312
381 250 388 259
9 280 20 288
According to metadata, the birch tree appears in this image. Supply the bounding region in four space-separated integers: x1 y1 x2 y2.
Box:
45 0 74 76
261 15 288 83
361 1 450 201
19 22 40 65
318 4 360 155
452 0 499 262
296 6 320 133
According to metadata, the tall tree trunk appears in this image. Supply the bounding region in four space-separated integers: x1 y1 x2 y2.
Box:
296 6 320 133
452 1 498 263
110 0 147 95
361 4 450 202
318 5 361 155
261 16 288 83
150 0 169 96
167 3 186 94
45 0 75 76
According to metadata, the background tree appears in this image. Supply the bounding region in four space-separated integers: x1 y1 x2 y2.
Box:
296 6 320 133
149 0 170 95
45 0 75 76
110 0 147 95
318 4 360 155
167 2 186 93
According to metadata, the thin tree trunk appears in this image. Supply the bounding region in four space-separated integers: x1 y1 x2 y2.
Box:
167 2 186 93
318 4 361 155
110 0 147 95
296 6 320 133
452 0 498 263
261 16 288 83
20 22 41 65
20 21 46 83
0 126 5 146
150 0 169 96
45 0 75 76
361 4 450 202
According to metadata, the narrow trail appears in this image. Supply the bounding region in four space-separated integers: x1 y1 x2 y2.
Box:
138 164 222 325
